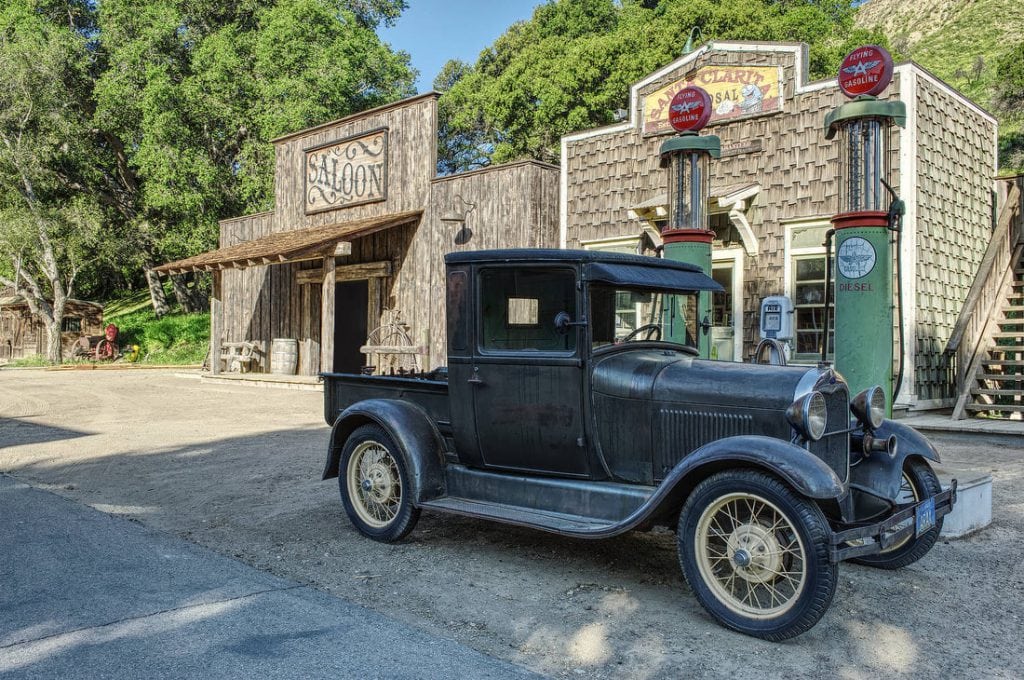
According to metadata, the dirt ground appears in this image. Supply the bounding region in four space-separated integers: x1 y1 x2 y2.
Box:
2 369 1022 679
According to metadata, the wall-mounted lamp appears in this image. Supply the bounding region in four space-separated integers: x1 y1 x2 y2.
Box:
440 194 476 246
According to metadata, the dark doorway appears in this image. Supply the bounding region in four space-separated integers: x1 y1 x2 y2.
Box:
334 279 369 374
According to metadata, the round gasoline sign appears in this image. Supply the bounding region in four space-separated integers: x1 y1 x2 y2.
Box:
838 45 894 98
668 86 712 132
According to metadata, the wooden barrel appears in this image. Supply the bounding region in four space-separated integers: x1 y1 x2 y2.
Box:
270 338 298 375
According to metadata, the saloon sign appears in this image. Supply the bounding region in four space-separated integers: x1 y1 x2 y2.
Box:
305 129 388 214
644 66 782 136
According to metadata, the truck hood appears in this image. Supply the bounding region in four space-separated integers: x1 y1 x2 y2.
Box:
591 348 831 411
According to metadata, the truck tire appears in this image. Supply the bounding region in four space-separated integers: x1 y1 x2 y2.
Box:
339 423 420 542
677 469 837 641
849 458 943 570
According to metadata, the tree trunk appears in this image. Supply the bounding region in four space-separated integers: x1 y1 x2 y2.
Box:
171 274 207 313
144 259 170 318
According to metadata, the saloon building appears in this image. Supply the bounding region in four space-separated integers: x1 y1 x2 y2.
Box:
158 41 1008 413
157 93 558 374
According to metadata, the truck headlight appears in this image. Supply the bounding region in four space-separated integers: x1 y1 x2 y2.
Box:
786 391 827 441
851 385 886 430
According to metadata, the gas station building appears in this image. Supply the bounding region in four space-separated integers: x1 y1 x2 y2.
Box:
561 41 998 410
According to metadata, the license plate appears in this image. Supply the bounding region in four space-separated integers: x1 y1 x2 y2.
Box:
915 497 936 536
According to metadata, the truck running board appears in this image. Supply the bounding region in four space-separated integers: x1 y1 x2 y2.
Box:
419 497 619 535
417 465 657 537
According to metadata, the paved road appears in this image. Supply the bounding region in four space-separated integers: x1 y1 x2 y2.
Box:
0 475 542 679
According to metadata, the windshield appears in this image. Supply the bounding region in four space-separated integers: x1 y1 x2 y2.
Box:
589 284 699 350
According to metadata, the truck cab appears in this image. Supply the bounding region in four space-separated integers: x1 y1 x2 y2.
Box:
321 248 956 641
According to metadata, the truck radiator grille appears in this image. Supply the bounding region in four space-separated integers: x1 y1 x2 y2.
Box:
656 409 753 475
808 386 850 483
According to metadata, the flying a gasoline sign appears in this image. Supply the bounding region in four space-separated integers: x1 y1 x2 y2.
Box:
837 45 894 98
669 87 712 132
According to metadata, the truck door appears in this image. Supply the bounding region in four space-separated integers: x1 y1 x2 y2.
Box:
470 265 589 477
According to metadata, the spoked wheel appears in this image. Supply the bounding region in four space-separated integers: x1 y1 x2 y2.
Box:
849 458 943 570
339 424 419 542
678 470 836 640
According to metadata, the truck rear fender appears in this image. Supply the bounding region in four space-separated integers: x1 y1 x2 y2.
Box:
648 435 846 523
323 399 446 505
848 419 941 501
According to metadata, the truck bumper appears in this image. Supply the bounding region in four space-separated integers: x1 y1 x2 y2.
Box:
829 479 958 563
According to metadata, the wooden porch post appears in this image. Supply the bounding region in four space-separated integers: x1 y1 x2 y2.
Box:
320 254 335 373
210 271 223 375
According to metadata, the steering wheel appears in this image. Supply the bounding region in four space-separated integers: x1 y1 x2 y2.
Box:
622 323 662 342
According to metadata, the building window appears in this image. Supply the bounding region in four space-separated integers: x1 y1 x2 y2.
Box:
792 255 834 360
61 317 82 333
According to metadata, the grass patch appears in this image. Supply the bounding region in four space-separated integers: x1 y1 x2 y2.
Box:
109 306 209 365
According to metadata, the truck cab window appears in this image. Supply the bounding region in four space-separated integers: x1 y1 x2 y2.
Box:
479 268 576 353
590 285 698 350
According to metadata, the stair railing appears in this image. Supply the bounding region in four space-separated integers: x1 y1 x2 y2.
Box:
946 177 1023 418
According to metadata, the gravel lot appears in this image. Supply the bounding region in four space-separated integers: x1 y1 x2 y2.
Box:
2 369 1022 679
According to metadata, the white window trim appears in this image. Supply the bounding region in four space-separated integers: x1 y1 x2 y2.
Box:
783 219 834 363
712 247 744 361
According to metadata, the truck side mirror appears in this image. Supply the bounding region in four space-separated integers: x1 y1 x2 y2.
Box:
700 315 712 336
554 311 587 335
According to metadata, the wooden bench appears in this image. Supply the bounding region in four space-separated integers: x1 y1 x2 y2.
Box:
220 341 264 373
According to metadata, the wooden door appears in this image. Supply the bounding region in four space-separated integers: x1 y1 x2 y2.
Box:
334 280 369 374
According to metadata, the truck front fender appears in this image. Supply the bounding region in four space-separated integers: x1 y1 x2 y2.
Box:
322 399 446 505
849 419 941 501
667 435 847 500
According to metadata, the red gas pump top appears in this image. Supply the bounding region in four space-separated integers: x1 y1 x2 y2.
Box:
838 45 894 99
668 87 712 132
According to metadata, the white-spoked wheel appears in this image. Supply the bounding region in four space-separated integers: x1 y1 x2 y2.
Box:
338 424 420 542
679 470 836 640
346 440 402 528
695 492 808 619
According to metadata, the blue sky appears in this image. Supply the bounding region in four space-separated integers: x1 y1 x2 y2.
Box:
379 1 544 91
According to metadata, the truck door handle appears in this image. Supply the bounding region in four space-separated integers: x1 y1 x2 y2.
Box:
467 367 484 385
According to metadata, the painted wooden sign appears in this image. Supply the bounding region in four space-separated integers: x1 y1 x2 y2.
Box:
305 128 388 214
838 45 893 98
644 66 782 136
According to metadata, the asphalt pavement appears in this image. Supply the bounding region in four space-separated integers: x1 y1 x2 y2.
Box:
0 475 542 679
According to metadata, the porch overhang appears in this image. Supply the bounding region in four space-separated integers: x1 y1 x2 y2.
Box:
155 210 423 275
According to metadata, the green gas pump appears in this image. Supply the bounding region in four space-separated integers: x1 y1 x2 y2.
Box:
824 45 906 414
659 86 720 357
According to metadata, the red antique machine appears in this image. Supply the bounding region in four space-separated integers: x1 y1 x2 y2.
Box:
94 323 119 360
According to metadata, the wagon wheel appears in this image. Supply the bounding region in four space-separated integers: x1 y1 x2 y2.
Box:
71 336 91 359
94 338 118 361
364 310 419 374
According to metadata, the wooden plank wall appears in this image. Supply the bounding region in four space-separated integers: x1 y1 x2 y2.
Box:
0 300 103 360
424 161 561 368
913 76 997 401
273 95 437 233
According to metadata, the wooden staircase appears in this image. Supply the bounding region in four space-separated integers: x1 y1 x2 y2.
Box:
949 178 1024 420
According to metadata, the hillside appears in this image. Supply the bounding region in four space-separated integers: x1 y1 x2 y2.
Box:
855 0 1024 171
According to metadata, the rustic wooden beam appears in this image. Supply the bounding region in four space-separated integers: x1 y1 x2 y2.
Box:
295 261 392 285
320 255 335 374
210 283 223 376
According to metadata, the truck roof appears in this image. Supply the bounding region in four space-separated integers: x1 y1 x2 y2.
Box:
444 249 722 292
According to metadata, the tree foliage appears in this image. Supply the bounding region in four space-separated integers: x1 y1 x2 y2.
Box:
437 0 887 171
0 0 415 346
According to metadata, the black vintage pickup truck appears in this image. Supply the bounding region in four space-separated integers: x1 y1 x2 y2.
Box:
322 249 956 640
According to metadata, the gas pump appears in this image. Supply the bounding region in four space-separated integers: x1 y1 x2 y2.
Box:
659 86 720 358
824 45 906 414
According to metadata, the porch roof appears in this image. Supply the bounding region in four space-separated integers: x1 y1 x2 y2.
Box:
154 210 422 275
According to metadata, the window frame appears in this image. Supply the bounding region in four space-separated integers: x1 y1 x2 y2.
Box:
475 264 579 358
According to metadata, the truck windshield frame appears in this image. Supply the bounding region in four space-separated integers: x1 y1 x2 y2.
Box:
589 284 699 351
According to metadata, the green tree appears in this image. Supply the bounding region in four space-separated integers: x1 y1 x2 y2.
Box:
437 0 886 170
0 1 101 362
992 40 1024 171
92 0 416 314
